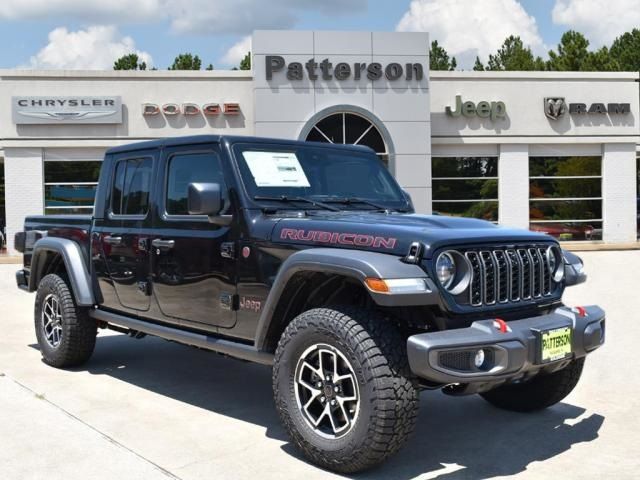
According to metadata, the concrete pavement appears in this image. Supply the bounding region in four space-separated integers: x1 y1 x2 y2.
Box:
1 252 639 479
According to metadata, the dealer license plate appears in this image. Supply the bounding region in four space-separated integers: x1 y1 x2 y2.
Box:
540 327 572 363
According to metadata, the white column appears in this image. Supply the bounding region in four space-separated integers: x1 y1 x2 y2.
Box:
498 144 529 230
5 148 43 255
602 143 637 243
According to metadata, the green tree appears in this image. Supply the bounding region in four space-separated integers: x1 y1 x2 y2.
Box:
581 46 620 71
169 53 202 70
429 40 457 71
547 30 591 71
547 31 623 71
113 53 147 70
205 63 214 70
610 28 640 71
239 52 251 70
486 35 545 71
473 56 485 71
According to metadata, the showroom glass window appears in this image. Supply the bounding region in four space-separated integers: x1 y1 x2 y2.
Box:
529 156 602 241
432 157 498 221
44 158 102 215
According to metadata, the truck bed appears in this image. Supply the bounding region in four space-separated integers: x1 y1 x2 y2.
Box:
22 214 93 267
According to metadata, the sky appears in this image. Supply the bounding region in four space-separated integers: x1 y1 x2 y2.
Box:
0 0 637 71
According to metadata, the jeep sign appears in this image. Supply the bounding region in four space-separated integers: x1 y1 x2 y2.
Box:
445 95 507 122
12 96 122 124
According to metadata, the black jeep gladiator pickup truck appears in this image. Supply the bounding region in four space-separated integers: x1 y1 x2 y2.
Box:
15 135 605 473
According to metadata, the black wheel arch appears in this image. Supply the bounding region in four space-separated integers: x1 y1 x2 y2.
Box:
254 248 438 352
29 237 97 306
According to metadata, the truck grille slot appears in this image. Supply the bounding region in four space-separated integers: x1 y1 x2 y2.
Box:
462 245 555 308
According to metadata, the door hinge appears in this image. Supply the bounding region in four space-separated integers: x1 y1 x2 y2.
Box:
220 293 239 311
221 242 236 259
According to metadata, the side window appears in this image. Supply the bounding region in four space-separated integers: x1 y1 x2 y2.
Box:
111 158 153 216
166 152 226 216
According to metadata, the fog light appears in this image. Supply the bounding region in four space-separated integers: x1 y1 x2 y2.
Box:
474 349 486 368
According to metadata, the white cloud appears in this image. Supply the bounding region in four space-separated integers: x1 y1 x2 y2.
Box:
0 0 161 22
1 0 365 35
221 36 251 67
552 0 640 47
25 25 153 70
396 0 544 68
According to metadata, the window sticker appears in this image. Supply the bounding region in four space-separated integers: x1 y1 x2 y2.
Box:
243 151 311 187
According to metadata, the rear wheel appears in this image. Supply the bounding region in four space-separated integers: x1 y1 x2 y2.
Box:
34 274 97 368
273 307 419 473
480 358 585 412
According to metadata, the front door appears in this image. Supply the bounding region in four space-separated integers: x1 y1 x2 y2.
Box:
151 144 236 330
98 152 155 312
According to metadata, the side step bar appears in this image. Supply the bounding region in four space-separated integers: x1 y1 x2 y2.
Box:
90 309 274 366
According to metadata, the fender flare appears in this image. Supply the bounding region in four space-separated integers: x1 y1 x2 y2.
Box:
29 237 96 306
254 248 439 351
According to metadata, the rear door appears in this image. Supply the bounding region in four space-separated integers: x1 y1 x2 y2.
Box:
150 144 237 330
96 151 155 312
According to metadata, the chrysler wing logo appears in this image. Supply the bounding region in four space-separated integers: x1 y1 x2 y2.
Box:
544 97 567 120
12 96 122 125
18 110 118 121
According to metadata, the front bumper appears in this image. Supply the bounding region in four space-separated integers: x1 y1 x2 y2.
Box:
407 305 605 384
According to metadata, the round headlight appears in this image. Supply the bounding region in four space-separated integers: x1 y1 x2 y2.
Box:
436 252 456 289
546 246 564 282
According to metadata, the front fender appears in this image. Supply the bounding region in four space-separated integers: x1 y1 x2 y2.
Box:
29 237 95 306
254 248 439 350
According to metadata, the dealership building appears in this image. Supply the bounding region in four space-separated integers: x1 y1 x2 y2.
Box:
0 30 639 254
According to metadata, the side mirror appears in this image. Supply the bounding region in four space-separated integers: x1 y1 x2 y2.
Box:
188 182 223 216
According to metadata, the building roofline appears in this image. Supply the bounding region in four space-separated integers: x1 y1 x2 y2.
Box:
430 71 640 81
0 69 254 80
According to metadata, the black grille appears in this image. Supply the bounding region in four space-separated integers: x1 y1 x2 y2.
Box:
464 246 555 308
439 350 473 371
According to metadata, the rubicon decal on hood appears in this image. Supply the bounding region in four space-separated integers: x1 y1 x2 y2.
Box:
280 228 397 249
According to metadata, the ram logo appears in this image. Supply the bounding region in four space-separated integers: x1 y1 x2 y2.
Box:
544 97 567 120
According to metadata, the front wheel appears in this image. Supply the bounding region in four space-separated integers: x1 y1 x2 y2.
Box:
272 307 419 473
480 358 585 412
34 274 97 368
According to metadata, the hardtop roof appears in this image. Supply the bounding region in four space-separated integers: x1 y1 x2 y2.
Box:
105 135 375 155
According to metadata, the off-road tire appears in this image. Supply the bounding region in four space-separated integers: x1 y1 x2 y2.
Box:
34 274 97 368
272 306 419 473
480 358 585 412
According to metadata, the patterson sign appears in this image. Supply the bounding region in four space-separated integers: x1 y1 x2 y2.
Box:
265 55 424 82
12 96 122 124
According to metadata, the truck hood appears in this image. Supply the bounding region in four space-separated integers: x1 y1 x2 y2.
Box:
271 212 555 259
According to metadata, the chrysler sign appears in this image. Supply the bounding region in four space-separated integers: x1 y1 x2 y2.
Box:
12 96 122 124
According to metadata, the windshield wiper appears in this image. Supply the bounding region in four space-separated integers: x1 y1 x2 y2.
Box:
253 195 341 212
323 196 395 212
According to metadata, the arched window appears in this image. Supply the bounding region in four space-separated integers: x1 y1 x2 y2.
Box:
304 112 389 167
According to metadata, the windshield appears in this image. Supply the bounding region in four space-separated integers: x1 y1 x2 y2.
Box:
233 143 409 211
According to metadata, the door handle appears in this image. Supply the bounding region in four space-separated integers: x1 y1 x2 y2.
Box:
104 236 122 246
152 239 175 249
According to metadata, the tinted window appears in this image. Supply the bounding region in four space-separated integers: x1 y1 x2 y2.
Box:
166 152 226 216
111 158 152 216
